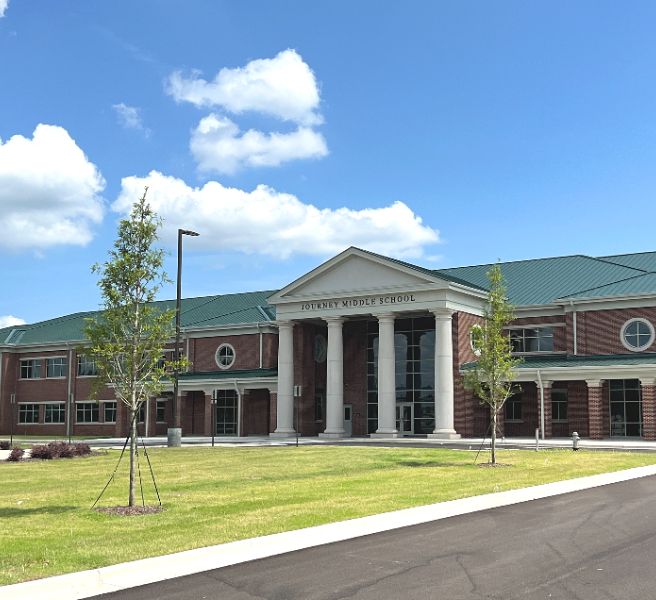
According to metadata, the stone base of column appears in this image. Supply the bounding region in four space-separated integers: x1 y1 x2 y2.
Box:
270 430 295 438
319 430 346 438
428 429 461 440
167 427 182 447
371 431 401 438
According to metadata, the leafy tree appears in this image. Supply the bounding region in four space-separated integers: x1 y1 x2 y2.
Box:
85 189 178 506
463 263 522 464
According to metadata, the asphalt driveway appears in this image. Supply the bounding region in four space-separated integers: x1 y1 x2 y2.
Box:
93 474 656 599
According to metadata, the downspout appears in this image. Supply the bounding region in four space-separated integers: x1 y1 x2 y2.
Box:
537 369 545 440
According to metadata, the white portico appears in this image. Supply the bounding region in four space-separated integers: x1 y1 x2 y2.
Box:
268 247 487 438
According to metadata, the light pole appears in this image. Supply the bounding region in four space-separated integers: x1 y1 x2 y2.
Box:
167 228 199 447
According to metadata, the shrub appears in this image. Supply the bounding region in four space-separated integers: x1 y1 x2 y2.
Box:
0 440 10 450
30 444 53 460
74 442 91 456
48 441 74 458
7 447 24 462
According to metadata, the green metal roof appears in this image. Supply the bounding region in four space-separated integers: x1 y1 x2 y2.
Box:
0 291 277 347
436 254 653 306
179 368 277 381
557 272 656 301
7 249 656 347
598 251 656 272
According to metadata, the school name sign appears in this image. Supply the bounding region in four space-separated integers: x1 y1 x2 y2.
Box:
301 294 417 312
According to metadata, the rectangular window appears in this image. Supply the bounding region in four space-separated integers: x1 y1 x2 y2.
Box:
104 401 117 423
18 403 39 423
44 403 65 424
76 402 99 423
77 355 98 376
509 327 554 353
138 403 145 423
552 389 568 422
46 357 67 378
20 359 41 379
505 395 522 421
156 399 167 422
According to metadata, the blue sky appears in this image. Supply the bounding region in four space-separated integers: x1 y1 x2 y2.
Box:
2 1 656 326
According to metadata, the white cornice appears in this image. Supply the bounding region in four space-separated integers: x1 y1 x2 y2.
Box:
512 363 656 382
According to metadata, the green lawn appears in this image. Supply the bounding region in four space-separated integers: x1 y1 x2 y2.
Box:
2 446 656 585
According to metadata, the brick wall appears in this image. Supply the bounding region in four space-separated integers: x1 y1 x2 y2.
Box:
576 308 656 355
191 334 263 372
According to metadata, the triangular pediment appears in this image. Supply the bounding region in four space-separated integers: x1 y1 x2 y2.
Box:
269 247 448 303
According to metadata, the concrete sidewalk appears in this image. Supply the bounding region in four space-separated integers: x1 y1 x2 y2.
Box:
4 463 656 600
6 433 656 452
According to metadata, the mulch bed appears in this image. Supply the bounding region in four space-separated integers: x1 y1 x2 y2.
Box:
95 505 164 516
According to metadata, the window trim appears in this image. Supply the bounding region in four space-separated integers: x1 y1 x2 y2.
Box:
156 398 167 423
77 354 98 377
76 401 100 424
215 343 236 370
103 401 117 424
46 356 68 379
19 358 42 380
509 326 554 354
44 402 66 424
620 318 655 352
18 403 40 424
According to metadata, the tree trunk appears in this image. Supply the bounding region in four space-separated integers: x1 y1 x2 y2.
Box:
129 405 137 507
490 408 497 465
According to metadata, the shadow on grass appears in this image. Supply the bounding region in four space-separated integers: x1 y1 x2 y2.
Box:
0 505 77 518
396 461 470 468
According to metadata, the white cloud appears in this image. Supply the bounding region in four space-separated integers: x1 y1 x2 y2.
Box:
0 124 106 251
112 103 151 137
114 171 439 260
166 49 322 126
190 114 328 174
0 315 25 328
0 0 8 18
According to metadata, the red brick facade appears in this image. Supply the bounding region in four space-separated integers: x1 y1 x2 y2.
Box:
4 299 656 440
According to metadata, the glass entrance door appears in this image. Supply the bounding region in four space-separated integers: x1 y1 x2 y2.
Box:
396 403 414 435
215 390 238 435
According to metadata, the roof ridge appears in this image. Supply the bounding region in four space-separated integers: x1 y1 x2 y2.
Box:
439 253 594 271
598 250 656 259
590 255 652 274
556 271 656 300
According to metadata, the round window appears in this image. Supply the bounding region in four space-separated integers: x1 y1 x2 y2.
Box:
620 318 655 352
215 343 236 369
469 325 483 357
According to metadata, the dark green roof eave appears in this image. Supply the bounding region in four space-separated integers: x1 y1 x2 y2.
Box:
179 368 277 381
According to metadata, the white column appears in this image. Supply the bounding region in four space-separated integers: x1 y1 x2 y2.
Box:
373 313 399 437
272 320 295 436
429 310 460 439
321 317 346 437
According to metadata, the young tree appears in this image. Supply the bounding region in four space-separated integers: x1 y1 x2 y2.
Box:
463 263 522 464
85 189 177 506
